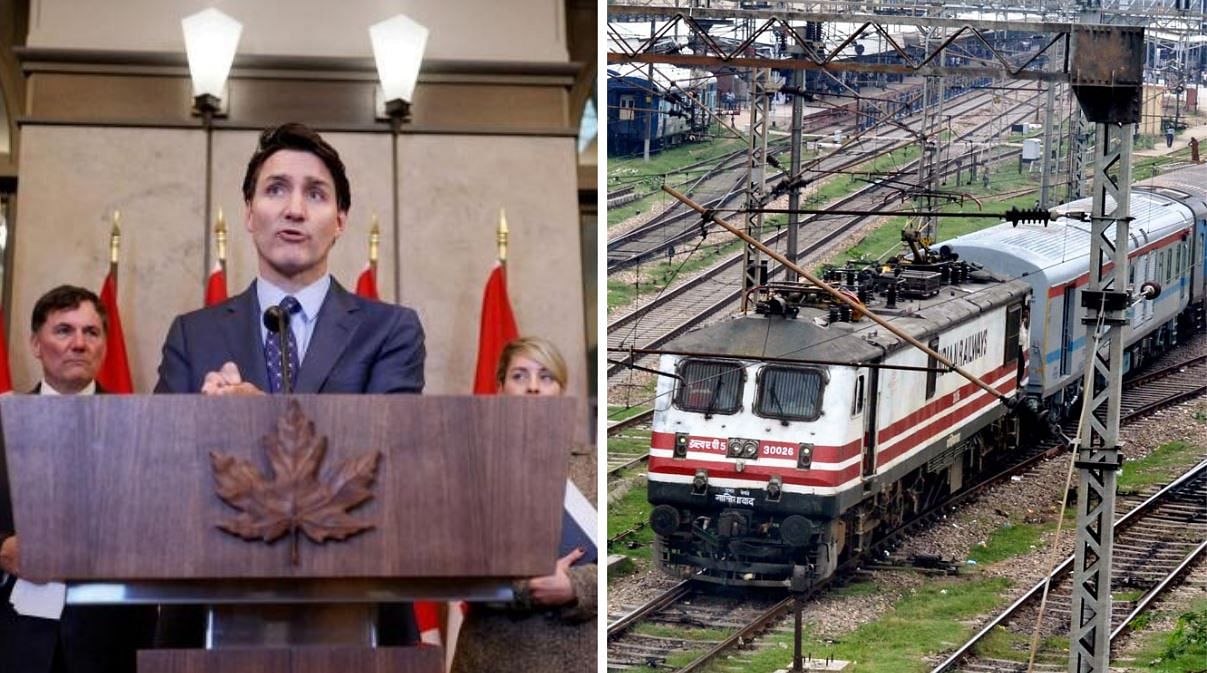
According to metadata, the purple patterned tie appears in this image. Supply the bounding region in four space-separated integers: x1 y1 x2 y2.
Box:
264 296 301 393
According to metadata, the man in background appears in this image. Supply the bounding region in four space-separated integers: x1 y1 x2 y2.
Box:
0 285 156 673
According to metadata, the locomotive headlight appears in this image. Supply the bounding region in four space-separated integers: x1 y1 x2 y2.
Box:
766 475 783 502
691 469 709 495
674 432 689 459
727 438 760 459
797 443 814 469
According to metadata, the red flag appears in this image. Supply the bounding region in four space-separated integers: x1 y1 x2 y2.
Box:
205 261 228 306
355 263 379 300
0 311 13 393
97 270 133 393
472 262 519 394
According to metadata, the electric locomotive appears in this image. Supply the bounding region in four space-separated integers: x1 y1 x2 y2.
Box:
647 255 1031 587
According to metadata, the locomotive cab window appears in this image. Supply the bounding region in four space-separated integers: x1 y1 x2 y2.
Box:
926 337 941 399
674 359 745 415
756 366 826 422
1004 304 1022 366
851 374 865 417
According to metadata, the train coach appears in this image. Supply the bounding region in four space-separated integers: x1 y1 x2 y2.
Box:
946 162 1207 423
607 66 717 156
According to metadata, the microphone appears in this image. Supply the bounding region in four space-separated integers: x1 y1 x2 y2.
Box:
263 305 293 394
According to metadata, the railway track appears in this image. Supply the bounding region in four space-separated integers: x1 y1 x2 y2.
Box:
605 343 1207 672
929 458 1207 673
605 84 1048 384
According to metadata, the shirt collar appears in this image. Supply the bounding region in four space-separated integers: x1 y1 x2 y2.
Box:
256 274 331 324
40 379 96 396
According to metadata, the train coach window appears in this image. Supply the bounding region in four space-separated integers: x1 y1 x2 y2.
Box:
619 96 635 121
756 366 826 422
674 359 744 415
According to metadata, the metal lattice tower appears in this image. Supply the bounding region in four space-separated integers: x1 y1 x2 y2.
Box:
1069 121 1132 673
742 67 771 309
914 73 944 244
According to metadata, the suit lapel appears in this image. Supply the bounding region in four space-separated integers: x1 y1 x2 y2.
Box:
222 282 271 392
295 281 360 393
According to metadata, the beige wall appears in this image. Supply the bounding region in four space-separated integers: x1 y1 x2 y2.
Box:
399 135 586 403
12 126 205 391
9 1 591 439
27 0 568 62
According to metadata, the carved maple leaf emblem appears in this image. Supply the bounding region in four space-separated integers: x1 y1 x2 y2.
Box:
210 400 380 564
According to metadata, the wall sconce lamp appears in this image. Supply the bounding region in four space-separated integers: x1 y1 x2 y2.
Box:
182 8 242 120
182 7 242 280
369 13 428 129
369 13 428 300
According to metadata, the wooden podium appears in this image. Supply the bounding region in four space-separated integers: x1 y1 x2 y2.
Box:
0 395 576 673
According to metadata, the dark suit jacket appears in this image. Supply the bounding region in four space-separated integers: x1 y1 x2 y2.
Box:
151 279 425 647
154 279 425 394
0 382 156 673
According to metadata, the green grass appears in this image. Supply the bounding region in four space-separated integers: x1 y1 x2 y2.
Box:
1117 439 1205 495
967 522 1044 565
607 239 742 311
665 648 709 669
1125 600 1207 673
633 623 730 641
973 626 1066 662
608 430 651 455
738 577 1012 673
607 480 655 571
608 135 749 228
609 135 745 178
607 404 652 422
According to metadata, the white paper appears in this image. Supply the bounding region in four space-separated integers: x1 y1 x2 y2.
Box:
563 479 598 547
10 579 66 620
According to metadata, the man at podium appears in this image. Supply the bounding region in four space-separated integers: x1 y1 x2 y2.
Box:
155 122 425 398
0 285 156 673
152 123 426 648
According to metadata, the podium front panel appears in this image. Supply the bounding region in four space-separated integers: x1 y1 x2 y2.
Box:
0 395 574 581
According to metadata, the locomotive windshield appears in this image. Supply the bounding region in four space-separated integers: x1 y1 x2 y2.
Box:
756 366 825 422
674 359 744 415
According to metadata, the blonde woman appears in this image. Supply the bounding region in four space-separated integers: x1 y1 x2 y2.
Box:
451 337 596 673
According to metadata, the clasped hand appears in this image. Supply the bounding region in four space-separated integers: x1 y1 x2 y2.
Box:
201 362 265 396
527 547 585 607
